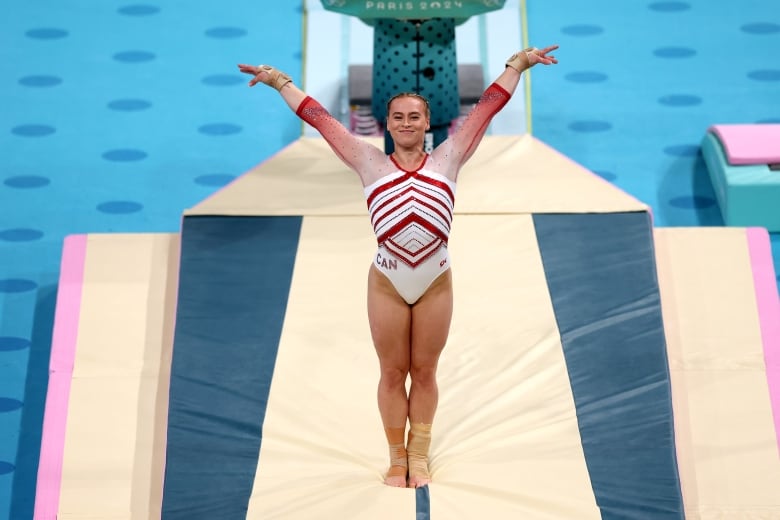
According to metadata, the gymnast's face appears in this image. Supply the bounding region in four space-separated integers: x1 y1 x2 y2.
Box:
387 96 430 149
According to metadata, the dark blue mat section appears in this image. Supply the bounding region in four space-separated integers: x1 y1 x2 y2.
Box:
162 215 302 519
533 212 684 519
416 485 431 520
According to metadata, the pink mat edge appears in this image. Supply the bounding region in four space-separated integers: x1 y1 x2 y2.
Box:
745 227 780 455
709 124 780 166
33 234 88 520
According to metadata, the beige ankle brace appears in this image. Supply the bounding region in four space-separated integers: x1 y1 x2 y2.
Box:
388 442 407 469
384 427 407 480
505 48 536 72
407 423 432 479
385 427 407 469
256 64 292 91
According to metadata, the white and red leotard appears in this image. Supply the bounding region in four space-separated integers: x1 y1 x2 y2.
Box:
296 83 511 304
365 156 455 303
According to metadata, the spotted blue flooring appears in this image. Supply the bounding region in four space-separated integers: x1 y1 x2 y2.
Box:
0 1 302 517
1 1 779 518
527 1 780 232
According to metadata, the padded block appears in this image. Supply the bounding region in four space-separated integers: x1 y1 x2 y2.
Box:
709 124 780 165
702 130 780 231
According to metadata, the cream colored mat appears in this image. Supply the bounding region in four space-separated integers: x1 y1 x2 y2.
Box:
247 214 600 519
58 234 178 519
186 136 646 217
433 215 599 518
656 228 780 518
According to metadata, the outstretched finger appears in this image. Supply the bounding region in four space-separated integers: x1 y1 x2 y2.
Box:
237 64 258 75
247 74 264 87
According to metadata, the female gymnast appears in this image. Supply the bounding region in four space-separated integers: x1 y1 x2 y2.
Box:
239 44 558 488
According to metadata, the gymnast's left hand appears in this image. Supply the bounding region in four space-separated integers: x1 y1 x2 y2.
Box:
527 45 559 66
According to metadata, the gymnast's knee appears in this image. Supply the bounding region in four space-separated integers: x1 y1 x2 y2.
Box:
409 365 437 388
379 366 409 389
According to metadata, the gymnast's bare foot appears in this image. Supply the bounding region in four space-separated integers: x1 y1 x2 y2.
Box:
384 428 408 488
407 473 431 488
407 423 432 488
384 465 408 488
407 453 431 488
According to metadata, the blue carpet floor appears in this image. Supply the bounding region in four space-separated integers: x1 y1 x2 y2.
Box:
1 0 778 518
527 0 780 232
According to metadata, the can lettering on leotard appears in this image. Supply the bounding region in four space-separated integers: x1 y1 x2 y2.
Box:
376 252 398 270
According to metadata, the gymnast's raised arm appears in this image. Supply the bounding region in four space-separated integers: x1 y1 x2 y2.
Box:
431 45 559 175
237 63 385 181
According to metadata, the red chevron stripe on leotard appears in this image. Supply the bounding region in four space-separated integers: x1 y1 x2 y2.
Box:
366 168 455 268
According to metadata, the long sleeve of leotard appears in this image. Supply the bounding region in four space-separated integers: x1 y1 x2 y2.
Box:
447 83 511 167
296 96 382 174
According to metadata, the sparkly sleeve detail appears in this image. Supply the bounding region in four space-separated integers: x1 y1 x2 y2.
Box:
295 96 330 125
295 96 382 175
450 83 511 165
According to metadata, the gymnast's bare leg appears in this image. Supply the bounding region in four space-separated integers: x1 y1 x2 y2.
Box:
367 264 453 488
